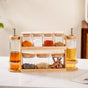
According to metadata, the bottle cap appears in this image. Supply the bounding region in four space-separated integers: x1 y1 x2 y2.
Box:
67 28 76 39
10 28 20 40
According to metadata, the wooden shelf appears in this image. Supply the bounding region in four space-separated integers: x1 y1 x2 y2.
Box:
21 68 66 72
21 46 67 50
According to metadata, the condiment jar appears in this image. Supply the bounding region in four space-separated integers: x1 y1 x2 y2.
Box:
9 28 21 71
54 32 64 46
33 32 43 47
43 32 54 46
22 53 35 65
66 28 76 61
36 53 51 64
51 53 65 68
22 32 33 47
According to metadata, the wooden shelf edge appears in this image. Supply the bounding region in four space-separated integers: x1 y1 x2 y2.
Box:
21 68 66 72
21 46 67 50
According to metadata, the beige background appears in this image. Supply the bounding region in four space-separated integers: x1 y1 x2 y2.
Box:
0 0 85 57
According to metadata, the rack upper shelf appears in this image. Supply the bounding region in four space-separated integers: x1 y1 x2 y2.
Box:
21 46 67 50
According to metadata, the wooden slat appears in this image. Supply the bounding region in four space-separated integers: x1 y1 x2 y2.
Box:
66 67 78 71
21 46 67 50
21 68 66 72
66 60 78 64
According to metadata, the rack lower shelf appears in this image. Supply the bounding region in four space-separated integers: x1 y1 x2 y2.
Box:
21 68 66 72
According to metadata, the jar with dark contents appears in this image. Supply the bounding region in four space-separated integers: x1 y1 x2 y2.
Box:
43 32 54 46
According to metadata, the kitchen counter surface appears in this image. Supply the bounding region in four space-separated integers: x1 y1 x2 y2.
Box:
0 57 88 88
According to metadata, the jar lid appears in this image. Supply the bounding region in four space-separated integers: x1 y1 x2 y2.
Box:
10 36 20 40
33 32 43 37
22 32 32 37
51 52 65 57
22 53 35 58
66 35 76 39
9 62 21 65
44 32 53 37
37 53 49 58
54 32 64 36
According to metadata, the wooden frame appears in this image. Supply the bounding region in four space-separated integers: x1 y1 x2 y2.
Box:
19 32 67 72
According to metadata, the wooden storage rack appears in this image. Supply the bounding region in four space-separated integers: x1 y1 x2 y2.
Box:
20 32 67 72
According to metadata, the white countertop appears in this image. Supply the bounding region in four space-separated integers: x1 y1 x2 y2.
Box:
0 57 88 88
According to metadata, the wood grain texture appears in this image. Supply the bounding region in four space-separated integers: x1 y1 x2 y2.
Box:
21 68 66 72
81 21 88 58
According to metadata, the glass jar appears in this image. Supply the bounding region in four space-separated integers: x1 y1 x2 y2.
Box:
22 53 35 69
9 36 21 71
66 35 76 61
33 32 43 47
54 32 64 46
43 32 54 46
36 53 51 69
51 53 65 69
22 32 33 47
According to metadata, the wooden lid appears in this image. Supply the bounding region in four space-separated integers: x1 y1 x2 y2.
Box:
21 32 32 37
10 36 20 40
22 53 35 58
33 32 43 37
51 52 65 57
37 53 49 58
9 62 21 65
66 35 76 39
54 32 64 36
44 32 53 37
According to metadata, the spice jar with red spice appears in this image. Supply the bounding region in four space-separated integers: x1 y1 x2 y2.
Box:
43 32 54 46
22 32 33 47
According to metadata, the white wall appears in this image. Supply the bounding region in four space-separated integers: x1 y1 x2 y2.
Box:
0 0 85 57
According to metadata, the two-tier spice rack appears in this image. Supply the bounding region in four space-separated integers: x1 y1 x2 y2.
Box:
9 31 78 72
20 32 67 72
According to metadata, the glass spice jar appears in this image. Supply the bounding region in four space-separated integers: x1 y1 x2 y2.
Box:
33 32 43 47
54 32 64 46
51 53 65 69
22 32 33 47
43 32 54 46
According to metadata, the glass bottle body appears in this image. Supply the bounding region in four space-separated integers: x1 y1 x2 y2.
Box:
10 38 21 71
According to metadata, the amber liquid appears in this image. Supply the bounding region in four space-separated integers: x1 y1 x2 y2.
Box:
10 51 21 71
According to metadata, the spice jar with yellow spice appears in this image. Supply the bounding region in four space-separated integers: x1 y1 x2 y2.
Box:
9 28 21 72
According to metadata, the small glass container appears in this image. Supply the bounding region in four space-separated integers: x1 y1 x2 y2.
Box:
9 28 21 71
54 32 64 46
22 32 33 47
22 53 35 69
43 32 54 46
33 32 43 47
51 53 65 69
66 28 76 61
36 53 51 69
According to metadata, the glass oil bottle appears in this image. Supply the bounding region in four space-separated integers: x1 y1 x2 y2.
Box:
66 28 77 70
9 28 21 72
